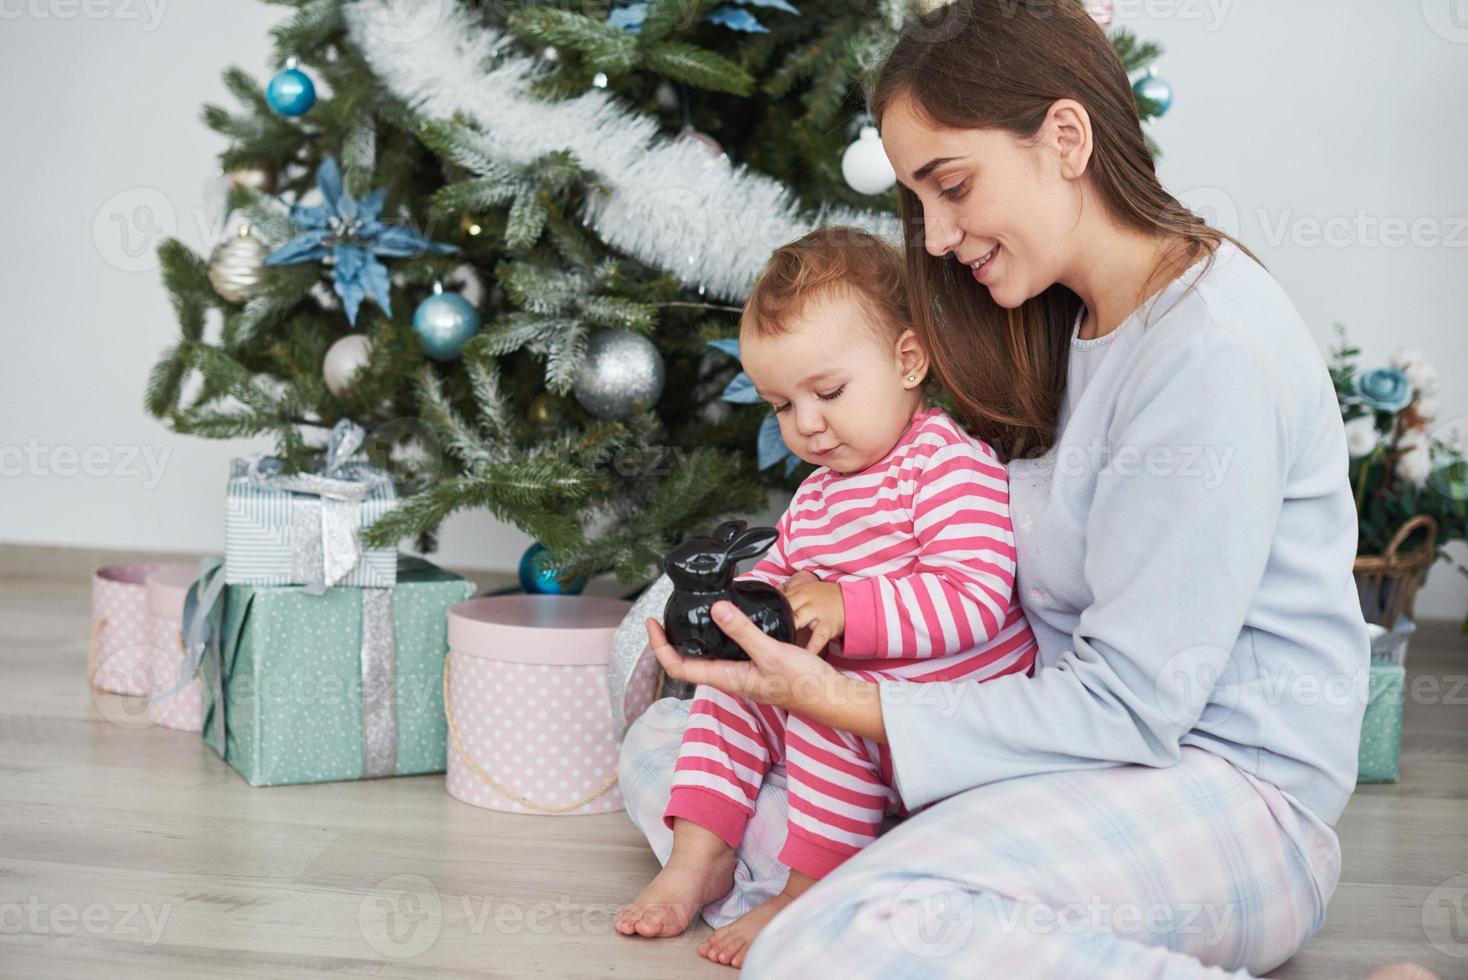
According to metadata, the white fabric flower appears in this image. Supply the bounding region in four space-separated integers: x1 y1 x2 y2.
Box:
1397 428 1428 453
1416 396 1441 422
1345 416 1379 458
1391 347 1426 373
1410 362 1439 397
1396 445 1431 487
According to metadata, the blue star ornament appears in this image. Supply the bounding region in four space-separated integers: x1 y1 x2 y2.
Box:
608 0 797 33
706 338 802 476
265 156 457 325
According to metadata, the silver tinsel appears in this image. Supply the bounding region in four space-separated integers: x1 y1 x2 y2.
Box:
207 225 270 303
345 1 900 302
607 574 677 737
358 587 398 778
573 330 665 420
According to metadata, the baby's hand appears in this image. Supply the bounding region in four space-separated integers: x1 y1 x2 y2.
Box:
783 573 845 654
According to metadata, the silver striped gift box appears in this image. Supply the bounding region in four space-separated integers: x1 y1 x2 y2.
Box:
224 457 398 590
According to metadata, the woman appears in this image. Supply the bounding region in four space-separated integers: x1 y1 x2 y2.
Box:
622 0 1381 975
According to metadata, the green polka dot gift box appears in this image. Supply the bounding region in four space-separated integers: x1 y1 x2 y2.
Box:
1356 620 1412 785
197 556 474 787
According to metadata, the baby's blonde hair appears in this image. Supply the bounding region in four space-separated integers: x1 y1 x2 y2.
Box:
740 226 912 346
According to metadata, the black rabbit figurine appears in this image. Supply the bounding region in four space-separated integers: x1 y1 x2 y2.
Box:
663 519 795 661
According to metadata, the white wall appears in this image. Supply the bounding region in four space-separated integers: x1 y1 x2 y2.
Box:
2 1 1465 619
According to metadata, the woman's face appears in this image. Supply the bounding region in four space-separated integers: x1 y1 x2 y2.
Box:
880 93 1082 309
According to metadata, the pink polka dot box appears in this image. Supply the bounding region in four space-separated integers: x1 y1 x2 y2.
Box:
89 562 193 696
444 594 649 817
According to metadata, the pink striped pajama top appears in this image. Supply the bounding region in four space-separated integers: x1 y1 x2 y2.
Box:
663 406 1038 880
739 404 1037 681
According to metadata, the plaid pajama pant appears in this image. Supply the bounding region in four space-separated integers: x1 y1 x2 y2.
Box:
619 696 1341 978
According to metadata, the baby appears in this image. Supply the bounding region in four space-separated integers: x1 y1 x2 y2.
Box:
616 227 1038 966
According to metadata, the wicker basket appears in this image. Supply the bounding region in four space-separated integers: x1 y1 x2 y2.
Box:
1354 515 1438 628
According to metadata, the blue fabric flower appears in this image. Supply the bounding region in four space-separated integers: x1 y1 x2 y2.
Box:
608 0 796 34
266 156 458 326
1356 367 1414 414
707 338 802 476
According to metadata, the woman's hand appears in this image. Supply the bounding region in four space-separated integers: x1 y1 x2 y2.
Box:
645 601 887 742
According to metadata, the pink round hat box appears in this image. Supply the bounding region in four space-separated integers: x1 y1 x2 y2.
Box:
445 594 657 816
143 565 207 732
90 563 192 695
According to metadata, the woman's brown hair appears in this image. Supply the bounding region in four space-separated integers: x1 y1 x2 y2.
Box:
869 0 1246 461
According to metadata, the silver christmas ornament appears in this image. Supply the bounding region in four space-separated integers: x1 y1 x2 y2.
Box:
207 223 270 303
573 330 666 420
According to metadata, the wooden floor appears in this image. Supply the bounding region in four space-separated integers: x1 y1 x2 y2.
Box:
1 544 1464 978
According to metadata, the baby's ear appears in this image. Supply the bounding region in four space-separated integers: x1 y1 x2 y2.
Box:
727 526 778 563
896 328 930 382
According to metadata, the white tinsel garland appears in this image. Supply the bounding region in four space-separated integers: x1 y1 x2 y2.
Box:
344 0 902 302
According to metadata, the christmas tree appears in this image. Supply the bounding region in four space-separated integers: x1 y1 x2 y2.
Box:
147 0 1165 588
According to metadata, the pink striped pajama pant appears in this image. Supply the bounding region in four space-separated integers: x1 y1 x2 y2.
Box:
664 684 905 879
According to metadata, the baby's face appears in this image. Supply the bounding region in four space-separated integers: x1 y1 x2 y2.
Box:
740 291 924 475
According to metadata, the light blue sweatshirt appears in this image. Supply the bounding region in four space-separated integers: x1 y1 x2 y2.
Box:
879 240 1370 827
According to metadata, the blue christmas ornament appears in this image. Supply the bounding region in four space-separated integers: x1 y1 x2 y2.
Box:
266 58 316 117
266 156 458 326
519 544 588 595
413 283 481 361
706 338 802 476
1133 68 1173 118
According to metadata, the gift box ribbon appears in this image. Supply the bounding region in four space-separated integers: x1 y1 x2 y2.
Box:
241 419 380 595
182 555 399 778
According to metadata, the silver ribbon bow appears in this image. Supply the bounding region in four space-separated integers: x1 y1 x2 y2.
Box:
181 556 230 759
245 419 376 595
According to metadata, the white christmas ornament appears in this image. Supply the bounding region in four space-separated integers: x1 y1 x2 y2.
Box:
842 126 896 195
323 334 372 396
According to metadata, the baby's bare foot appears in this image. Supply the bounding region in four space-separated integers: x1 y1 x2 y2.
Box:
698 890 796 968
1364 966 1439 980
616 849 737 939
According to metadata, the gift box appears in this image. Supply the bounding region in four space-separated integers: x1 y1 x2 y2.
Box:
144 564 207 732
1357 662 1405 783
198 556 474 787
90 562 194 695
224 420 398 591
444 594 651 816
1356 620 1414 784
